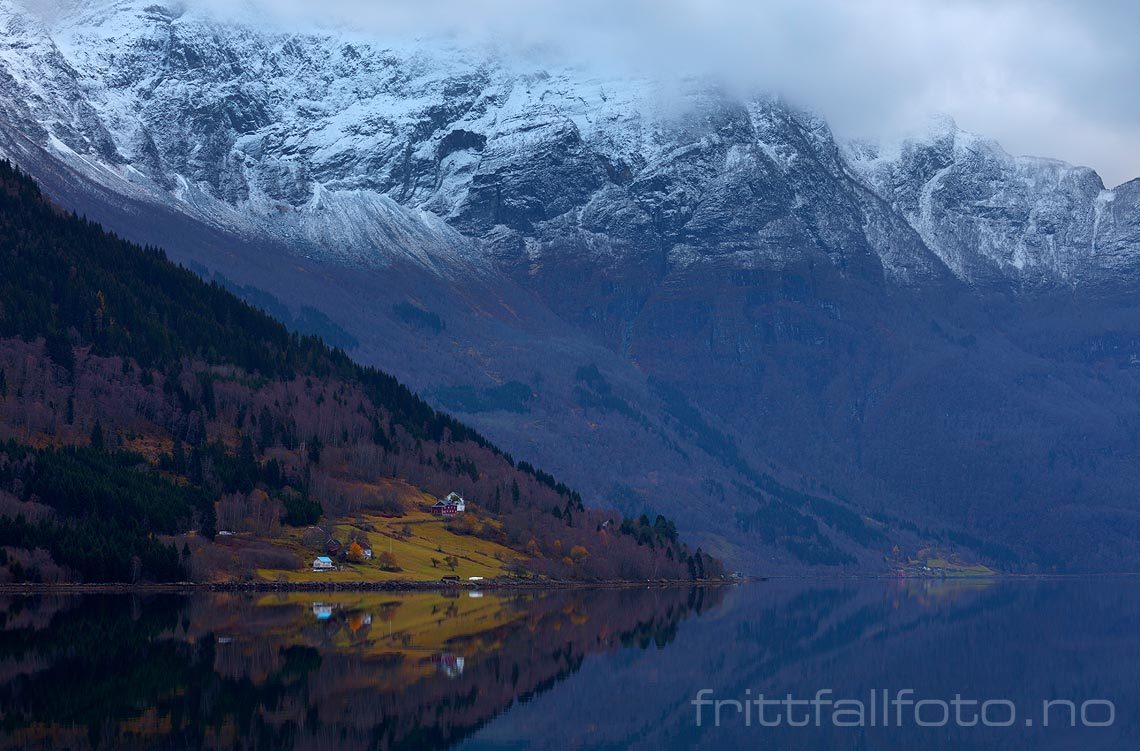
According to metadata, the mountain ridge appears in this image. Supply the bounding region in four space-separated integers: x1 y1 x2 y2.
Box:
3 0 1137 287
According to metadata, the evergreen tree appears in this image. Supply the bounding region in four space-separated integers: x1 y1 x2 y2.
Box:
171 438 186 474
257 406 275 450
90 420 104 451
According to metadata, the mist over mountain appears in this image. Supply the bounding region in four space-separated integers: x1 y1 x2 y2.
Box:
2 0 1140 572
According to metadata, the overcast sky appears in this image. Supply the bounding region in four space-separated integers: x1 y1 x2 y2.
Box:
35 0 1140 186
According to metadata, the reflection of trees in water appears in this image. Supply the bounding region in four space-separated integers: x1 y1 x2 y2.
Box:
0 587 723 750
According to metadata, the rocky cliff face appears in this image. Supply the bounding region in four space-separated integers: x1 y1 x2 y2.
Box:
4 0 1136 288
844 118 1140 285
3 0 1140 572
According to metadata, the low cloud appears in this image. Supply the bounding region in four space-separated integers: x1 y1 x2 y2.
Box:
29 0 1140 185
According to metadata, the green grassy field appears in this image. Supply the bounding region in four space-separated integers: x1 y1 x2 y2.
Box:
923 557 995 578
257 509 527 583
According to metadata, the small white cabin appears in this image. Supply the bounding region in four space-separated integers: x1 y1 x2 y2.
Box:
312 556 335 572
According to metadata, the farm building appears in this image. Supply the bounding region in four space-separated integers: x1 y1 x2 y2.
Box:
431 492 467 516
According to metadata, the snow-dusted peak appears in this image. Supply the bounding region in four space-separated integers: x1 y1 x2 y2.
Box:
3 0 920 278
1 0 1138 287
843 114 1119 283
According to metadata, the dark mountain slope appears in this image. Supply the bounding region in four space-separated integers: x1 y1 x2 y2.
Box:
0 161 718 583
608 256 1140 570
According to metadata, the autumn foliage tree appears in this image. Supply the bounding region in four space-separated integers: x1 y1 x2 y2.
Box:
377 551 400 571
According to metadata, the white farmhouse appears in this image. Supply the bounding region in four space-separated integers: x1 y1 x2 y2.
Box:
431 492 467 516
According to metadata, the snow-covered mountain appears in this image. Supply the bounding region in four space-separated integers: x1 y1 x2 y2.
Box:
844 117 1139 285
4 0 1140 572
4 0 1135 288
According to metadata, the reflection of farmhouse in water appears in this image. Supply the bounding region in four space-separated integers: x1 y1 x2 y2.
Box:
433 652 467 678
0 588 721 751
311 602 336 620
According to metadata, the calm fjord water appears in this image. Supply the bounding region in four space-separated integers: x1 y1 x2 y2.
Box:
0 580 1135 750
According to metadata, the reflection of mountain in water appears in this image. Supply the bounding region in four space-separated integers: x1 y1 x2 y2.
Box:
459 579 1140 751
0 587 722 750
3 581 1136 751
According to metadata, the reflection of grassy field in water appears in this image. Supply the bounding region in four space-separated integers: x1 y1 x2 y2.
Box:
242 590 541 687
260 590 523 650
0 585 717 751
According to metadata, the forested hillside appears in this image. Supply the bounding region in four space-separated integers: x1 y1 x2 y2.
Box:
0 162 720 583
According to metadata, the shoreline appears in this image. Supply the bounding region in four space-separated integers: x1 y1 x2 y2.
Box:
755 571 1140 581
0 577 739 594
2 572 1137 594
